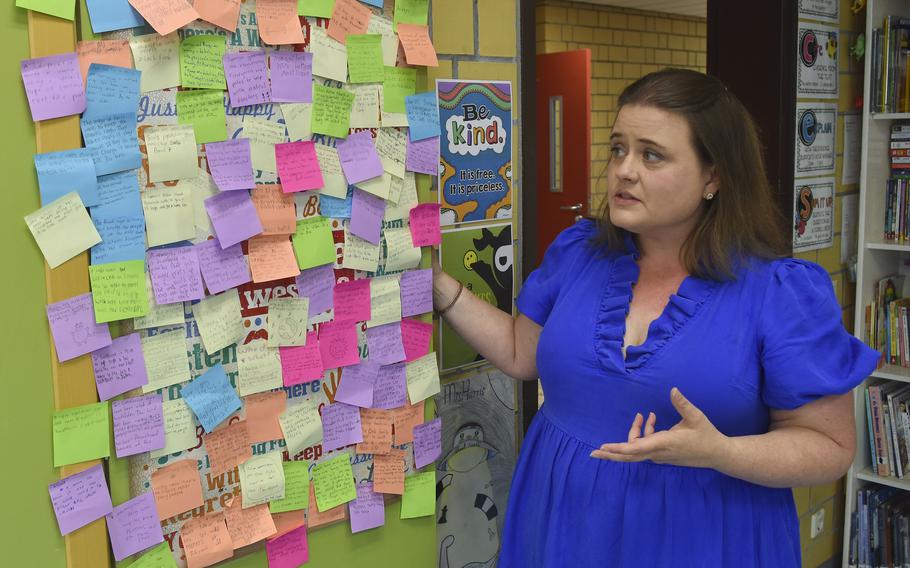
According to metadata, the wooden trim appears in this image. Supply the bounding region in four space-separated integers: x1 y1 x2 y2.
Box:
26 10 111 568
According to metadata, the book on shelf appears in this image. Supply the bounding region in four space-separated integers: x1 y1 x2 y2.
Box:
873 16 910 114
863 381 910 480
850 486 910 568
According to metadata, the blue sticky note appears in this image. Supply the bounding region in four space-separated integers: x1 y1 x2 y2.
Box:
34 149 99 207
94 171 143 217
85 0 145 33
84 64 141 121
81 113 141 176
405 92 440 142
319 186 353 219
90 213 147 266
180 365 242 433
359 0 384 7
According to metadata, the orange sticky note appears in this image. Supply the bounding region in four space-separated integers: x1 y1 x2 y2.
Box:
252 185 297 235
204 421 253 475
256 0 306 45
270 510 306 540
248 235 301 283
391 400 424 445
328 0 371 44
223 494 278 548
396 23 437 67
195 0 242 31
306 480 347 528
373 448 405 494
151 459 204 521
76 40 132 84
181 512 234 568
356 408 393 455
245 390 287 444
128 0 200 36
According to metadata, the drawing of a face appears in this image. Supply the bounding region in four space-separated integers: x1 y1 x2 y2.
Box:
277 315 301 340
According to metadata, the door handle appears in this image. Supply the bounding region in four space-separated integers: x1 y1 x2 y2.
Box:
560 203 583 211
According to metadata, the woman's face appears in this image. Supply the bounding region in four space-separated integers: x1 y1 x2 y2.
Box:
606 104 717 243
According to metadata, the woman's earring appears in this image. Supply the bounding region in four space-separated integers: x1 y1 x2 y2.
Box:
704 193 715 200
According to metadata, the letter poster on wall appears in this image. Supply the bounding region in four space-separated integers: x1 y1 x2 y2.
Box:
437 80 512 225
793 177 835 252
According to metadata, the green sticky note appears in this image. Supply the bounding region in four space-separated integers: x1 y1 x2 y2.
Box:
53 401 111 467
270 460 311 513
89 260 149 323
177 89 227 144
312 454 357 512
292 217 337 270
16 0 74 20
299 0 334 17
347 34 385 84
383 66 417 114
400 470 435 519
311 84 355 139
131 542 178 568
180 35 227 90
393 0 428 29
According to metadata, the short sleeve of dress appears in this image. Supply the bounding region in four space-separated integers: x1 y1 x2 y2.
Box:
759 258 880 410
516 220 596 326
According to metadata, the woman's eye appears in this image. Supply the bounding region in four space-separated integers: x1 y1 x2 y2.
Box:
643 149 663 162
610 145 625 157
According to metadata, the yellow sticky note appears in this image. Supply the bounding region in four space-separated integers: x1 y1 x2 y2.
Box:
367 14 398 67
281 103 312 142
355 172 392 200
150 398 198 458
192 289 243 355
179 34 226 89
367 275 401 328
180 167 220 233
267 297 309 347
140 184 195 247
291 217 336 270
177 89 226 144
242 117 286 173
269 460 310 513
310 26 347 83
89 260 149 323
346 34 384 84
145 125 199 183
345 83 381 129
313 145 348 199
383 226 421 272
400 470 435 519
405 352 440 404
342 227 380 272
129 33 181 93
25 192 101 269
375 127 406 178
312 453 357 512
236 341 283 396
134 272 184 330
278 397 322 455
53 401 111 467
141 329 191 394
312 84 355 139
384 172 418 221
239 451 286 507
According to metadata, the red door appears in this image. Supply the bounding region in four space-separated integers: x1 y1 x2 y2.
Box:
535 50 592 265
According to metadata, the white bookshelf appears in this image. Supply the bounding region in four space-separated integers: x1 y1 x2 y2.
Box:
843 1 910 565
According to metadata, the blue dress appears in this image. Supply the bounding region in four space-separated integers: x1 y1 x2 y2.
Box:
499 220 879 567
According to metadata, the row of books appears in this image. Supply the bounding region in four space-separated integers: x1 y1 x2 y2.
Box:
865 275 904 367
866 380 910 479
849 486 910 568
871 16 910 114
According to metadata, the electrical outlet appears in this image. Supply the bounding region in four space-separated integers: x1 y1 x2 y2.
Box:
810 508 825 539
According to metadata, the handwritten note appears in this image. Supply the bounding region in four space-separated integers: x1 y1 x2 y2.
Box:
393 0 428 27
271 509 306 539
409 203 441 246
399 269 432 317
49 464 113 536
195 0 242 31
151 459 204 520
328 0 370 43
397 23 438 66
127 0 199 35
367 275 401 328
84 63 141 120
404 91 440 141
291 217 336 270
401 318 432 362
374 128 406 179
181 364 243 432
296 264 335 315
270 51 313 103
313 453 357 511
150 398 198 458
279 397 323 454
91 333 147 401
252 185 296 234
223 495 277 548
46 293 111 362
204 420 252 474
193 289 243 355
269 460 309 513
321 402 363 451
337 130 383 185
184 169 220 232
348 482 385 533
349 188 385 245
205 190 265 248
89 260 149 323
371 362 407 409
248 234 300 282
342 228 380 272
405 135 439 175
177 89 227 144
320 186 353 219
372 449 405 494
106 492 164 561
81 113 141 175
243 116 287 172
279 336 323 385
237 340 283 396
310 26 348 83
368 14 398 67
195 237 252 295
405 352 440 404
335 360 379 408
319 320 361 368
366 322 406 365
382 226 421 272
385 173 419 221
94 170 142 217
313 144 347 198
90 213 146 266
112 394 165 457
77 39 132 82
345 83 380 129
129 33 180 92
130 542 178 568
312 84 355 139
400 470 435 518
382 66 416 114
26 191 101 269
266 524 309 568
179 34 226 89
53 401 111 467
238 451 286 507
141 185 194 247
256 0 306 44
346 35 383 85
146 124 198 182
282 103 312 141
412 417 442 468
275 141 324 192
147 246 205 305
307 479 348 526
333 278 371 323
391 401 423 445
267 297 310 347
180 512 234 567
356 408 393 455
141 329 191 393
20 52 85 121
355 171 392 200
134 273 184 331
223 50 271 108
244 390 286 442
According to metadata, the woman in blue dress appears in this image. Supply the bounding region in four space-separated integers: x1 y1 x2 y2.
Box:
431 68 880 567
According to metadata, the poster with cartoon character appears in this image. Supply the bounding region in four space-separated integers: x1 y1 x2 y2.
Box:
793 177 835 252
795 102 836 177
796 22 839 99
439 223 514 370
437 80 512 225
435 368 519 568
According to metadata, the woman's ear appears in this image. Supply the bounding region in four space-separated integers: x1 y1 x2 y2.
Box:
704 167 720 198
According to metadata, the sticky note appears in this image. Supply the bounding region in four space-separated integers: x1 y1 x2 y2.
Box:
147 246 205 305
405 352 439 403
270 52 313 103
279 397 323 454
94 170 142 217
82 113 141 175
267 297 310 347
46 293 111 362
391 401 422 444
328 0 370 43
399 269 432 317
366 275 400 328
354 171 392 200
180 364 243 432
307 479 348 526
350 188 385 244
243 116 287 172
239 451 286 507
205 190 265 248
195 0 242 31
53 401 111 467
348 482 385 533
180 512 234 567
279 333 323 385
49 464 113 536
237 340 283 396
346 34 383 83
342 228 380 272
291 217 336 270
318 320 361 368
275 141 324 192
400 470 435 518
130 542 178 568
271 509 307 539
335 360 379 408
321 402 363 451
91 333 148 401
397 23 437 67
374 127 406 178
404 91 440 141
248 234 300 283
20 52 85 121
26 191 101 269
299 0 333 17
129 33 180 92
76 39 133 83
282 103 313 141
385 173 419 221
366 322 406 365
312 84 355 139
112 394 165 457
356 407 393 454
192 289 244 355
150 398 198 458
146 124 199 183
224 51 271 108
333 278 371 323
310 145 346 198
84 63 141 120
367 14 398 67
266 524 309 568
337 130 383 184
269 460 310 513
141 329 191 394
142 185 195 247
372 448 405 494
35 149 97 208
381 66 416 114
184 169 221 232
320 186 353 218
296 264 335 315
345 83 381 129
195 237 252 295
204 420 252 474
134 272 184 330
313 454 357 511
405 135 439 175
244 390 286 442
223 494 277 547
127 0 199 35
310 27 347 83
203 139 252 191
252 185 297 234
383 226 421 272
393 0 428 27
412 416 441 468
106 492 163 561
90 213 147 266
372 362 407 409
177 89 227 144
401 317 432 362
257 0 306 44
409 202 441 246
16 0 75 19
151 459 204 520
179 34 226 89
89 260 149 322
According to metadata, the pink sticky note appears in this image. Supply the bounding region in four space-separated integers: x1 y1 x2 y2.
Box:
91 333 149 401
327 0 371 43
147 246 206 305
266 524 309 568
106 492 164 561
405 136 439 175
46 293 113 362
335 360 380 407
399 269 433 317
195 237 253 295
408 203 441 247
279 332 323 385
128 0 199 36
318 320 361 368
396 23 438 67
333 278 371 323
275 141 325 192
321 401 363 451
412 417 442 469
401 318 432 362
49 464 114 536
337 131 383 185
223 51 271 108
348 482 385 533
256 0 306 45
371 362 407 409
112 393 166 458
21 52 86 121
206 139 255 191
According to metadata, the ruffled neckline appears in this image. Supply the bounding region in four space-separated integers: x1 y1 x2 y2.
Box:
594 232 719 372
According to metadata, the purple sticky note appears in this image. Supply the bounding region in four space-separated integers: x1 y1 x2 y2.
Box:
366 323 406 365
405 136 439 175
337 131 383 185
206 139 255 191
49 464 114 536
348 482 385 533
296 264 335 315
333 278 371 323
112 394 165 458
335 360 380 408
106 492 164 561
270 52 313 103
195 237 252 294
21 52 86 121
318 320 361 368
350 188 386 245
372 362 407 409
147 246 206 305
412 417 442 469
91 333 148 401
399 269 433 317
223 51 271 108
321 401 363 452
204 190 264 248
46 293 113 362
